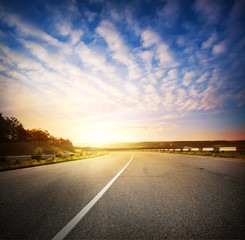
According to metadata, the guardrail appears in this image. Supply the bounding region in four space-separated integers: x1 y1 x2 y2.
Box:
0 153 85 162
0 147 244 161
147 147 244 152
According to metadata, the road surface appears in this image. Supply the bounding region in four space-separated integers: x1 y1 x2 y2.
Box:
0 152 245 239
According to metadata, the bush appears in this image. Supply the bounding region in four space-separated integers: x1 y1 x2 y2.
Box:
33 147 43 155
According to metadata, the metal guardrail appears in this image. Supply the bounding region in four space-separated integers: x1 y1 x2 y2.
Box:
219 147 236 152
0 153 84 161
0 147 243 161
202 147 214 151
0 155 32 161
146 147 243 152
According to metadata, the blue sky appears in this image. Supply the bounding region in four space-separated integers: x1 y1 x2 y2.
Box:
0 0 245 143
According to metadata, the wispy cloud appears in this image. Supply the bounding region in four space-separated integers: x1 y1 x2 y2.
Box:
196 72 209 83
141 29 160 48
195 0 224 25
202 32 218 49
118 122 177 132
212 40 227 55
140 29 177 67
0 11 61 47
96 20 141 80
0 0 244 142
182 71 196 86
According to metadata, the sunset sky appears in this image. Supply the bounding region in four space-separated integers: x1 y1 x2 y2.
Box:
0 0 245 144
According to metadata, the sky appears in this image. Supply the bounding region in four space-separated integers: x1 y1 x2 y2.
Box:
0 0 245 144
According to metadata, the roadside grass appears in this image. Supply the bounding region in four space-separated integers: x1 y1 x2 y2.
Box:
0 152 109 171
156 150 245 159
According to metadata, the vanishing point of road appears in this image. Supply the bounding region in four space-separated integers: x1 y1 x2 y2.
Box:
0 152 245 239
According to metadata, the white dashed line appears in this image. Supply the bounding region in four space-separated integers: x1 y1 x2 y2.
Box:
52 154 133 240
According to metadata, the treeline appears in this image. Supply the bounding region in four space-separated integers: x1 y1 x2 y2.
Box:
0 113 74 154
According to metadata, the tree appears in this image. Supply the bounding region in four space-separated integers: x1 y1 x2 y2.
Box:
27 129 50 142
0 113 10 142
0 113 74 152
0 113 29 142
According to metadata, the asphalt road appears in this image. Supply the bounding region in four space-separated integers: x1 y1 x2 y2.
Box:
0 152 245 239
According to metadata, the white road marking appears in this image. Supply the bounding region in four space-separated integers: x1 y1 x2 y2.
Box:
52 155 133 240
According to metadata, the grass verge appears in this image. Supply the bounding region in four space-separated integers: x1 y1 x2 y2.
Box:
0 152 109 171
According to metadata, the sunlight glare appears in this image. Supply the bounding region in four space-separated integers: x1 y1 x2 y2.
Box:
91 132 110 143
